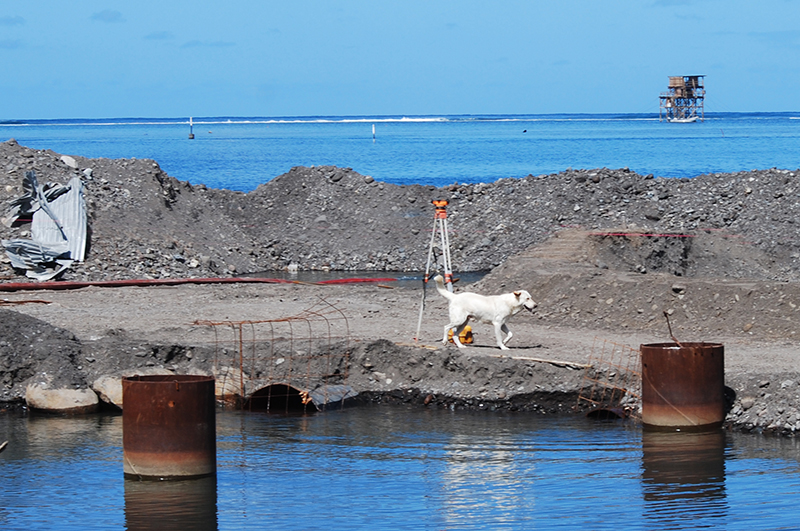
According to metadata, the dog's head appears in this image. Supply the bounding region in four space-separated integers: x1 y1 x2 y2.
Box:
514 290 537 312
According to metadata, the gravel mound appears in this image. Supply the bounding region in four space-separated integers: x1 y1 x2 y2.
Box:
2 138 800 283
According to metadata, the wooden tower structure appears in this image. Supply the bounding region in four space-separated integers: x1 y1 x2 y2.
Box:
659 75 705 122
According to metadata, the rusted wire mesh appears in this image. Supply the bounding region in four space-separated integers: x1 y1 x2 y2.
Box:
578 338 642 418
194 297 351 412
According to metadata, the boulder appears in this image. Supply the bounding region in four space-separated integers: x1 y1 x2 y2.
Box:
91 367 175 409
214 366 243 400
25 379 98 414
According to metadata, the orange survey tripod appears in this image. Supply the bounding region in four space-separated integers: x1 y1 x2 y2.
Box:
415 199 454 343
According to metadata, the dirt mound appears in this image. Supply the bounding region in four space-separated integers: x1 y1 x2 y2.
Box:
3 138 800 284
0 308 84 401
476 229 800 342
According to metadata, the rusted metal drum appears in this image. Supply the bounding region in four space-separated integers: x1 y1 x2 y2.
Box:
640 342 725 428
122 375 216 479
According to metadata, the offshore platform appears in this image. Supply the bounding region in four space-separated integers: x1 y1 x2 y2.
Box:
659 75 705 122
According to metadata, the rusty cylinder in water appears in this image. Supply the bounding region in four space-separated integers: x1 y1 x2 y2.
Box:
640 342 725 429
122 375 216 479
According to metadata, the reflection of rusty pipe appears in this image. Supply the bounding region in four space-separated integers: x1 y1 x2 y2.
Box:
124 474 217 530
122 375 216 479
642 429 726 506
640 343 725 428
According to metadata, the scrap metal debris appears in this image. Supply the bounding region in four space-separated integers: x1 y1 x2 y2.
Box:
1 171 87 281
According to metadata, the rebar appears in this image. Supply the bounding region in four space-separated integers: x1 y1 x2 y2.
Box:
578 337 642 418
194 297 351 412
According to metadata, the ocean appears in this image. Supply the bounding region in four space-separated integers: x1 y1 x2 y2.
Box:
1 112 799 192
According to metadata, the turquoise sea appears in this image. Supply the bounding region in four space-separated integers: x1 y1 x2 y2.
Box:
1 112 799 192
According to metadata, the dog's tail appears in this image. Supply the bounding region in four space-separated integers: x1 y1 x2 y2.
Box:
433 274 454 300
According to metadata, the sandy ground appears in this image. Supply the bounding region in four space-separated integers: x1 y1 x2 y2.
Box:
2 279 795 376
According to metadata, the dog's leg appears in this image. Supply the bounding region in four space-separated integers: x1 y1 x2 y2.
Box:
442 324 453 345
443 321 468 348
501 323 513 345
494 322 511 350
452 322 468 348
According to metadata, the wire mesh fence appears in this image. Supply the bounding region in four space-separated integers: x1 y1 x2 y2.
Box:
578 338 642 419
194 297 353 412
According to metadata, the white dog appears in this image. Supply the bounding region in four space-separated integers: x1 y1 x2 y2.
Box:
434 274 536 350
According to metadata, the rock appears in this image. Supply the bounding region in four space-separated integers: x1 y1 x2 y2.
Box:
26 381 98 414
214 366 243 399
671 284 686 294
741 397 756 410
91 375 120 407
92 367 174 408
60 155 79 169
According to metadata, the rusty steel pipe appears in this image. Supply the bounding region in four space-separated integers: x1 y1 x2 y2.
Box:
640 342 725 429
122 375 216 479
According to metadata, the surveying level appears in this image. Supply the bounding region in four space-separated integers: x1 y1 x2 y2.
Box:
432 199 448 219
422 199 454 289
415 198 455 343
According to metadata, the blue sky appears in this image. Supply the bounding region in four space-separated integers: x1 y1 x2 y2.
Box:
1 1 798 119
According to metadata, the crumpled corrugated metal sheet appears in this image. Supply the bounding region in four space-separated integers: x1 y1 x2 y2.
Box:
1 171 70 228
2 171 87 280
31 176 86 262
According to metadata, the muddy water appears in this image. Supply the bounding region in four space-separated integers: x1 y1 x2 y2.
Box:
1 405 799 530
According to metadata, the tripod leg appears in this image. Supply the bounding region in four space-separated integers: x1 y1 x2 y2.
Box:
438 218 453 292
415 216 440 343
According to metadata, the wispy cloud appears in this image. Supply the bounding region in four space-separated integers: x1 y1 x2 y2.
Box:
652 0 698 6
145 31 174 41
0 39 22 49
91 10 125 23
750 30 800 48
0 16 24 26
674 13 704 21
181 40 235 49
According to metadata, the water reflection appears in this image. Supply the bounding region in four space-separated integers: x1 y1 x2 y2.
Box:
3 407 800 529
124 475 218 531
440 431 536 528
641 428 728 527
